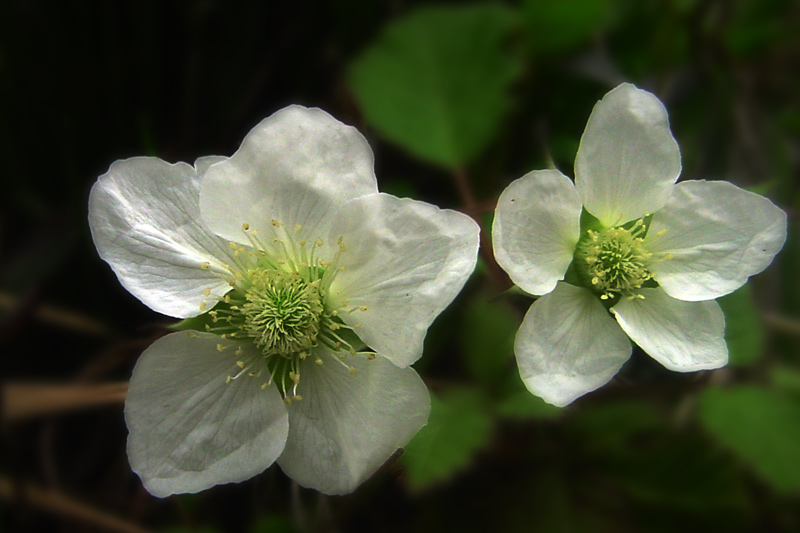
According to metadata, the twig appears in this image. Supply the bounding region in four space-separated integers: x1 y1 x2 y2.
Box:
0 291 113 337
451 167 511 291
0 476 151 533
2 382 128 422
763 313 800 337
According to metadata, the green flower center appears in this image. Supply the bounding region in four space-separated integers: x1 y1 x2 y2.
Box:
192 221 373 403
240 270 323 355
576 220 652 300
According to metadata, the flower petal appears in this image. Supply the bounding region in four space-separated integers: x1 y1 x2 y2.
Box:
492 169 582 296
199 106 379 246
194 155 227 173
612 288 727 371
646 180 787 301
575 83 681 226
125 332 289 497
89 157 236 318
277 351 430 495
327 193 479 367
515 282 631 407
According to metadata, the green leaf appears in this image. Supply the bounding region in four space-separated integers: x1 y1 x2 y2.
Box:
771 365 800 395
249 515 296 533
460 292 519 386
400 388 492 491
348 5 521 168
522 0 616 53
717 285 765 366
496 370 562 420
698 386 800 493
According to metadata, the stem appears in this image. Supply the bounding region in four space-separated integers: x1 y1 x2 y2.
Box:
0 477 151 533
451 167 511 290
2 382 128 422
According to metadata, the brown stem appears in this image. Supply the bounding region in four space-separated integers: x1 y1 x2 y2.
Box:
452 167 511 291
2 382 128 422
0 477 151 533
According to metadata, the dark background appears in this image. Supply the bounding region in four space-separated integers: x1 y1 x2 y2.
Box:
1 1 799 532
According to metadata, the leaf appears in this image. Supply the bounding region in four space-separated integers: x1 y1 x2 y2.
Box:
400 388 492 491
771 366 800 395
348 5 521 168
496 370 562 420
716 284 765 366
250 515 296 533
522 0 616 53
460 292 519 386
698 386 800 493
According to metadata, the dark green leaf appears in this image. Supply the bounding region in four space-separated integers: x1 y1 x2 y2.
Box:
349 5 521 168
460 292 519 386
522 0 615 53
717 284 765 366
698 386 800 493
496 370 562 420
400 388 492 490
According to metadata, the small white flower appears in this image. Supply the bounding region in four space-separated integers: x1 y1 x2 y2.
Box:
492 83 787 407
89 106 479 496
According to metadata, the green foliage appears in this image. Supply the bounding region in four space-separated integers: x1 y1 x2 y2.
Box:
717 284 765 366
522 0 616 52
771 366 800 395
698 386 800 493
401 388 492 491
570 400 752 531
460 292 518 387
348 4 521 168
496 371 562 420
250 515 296 533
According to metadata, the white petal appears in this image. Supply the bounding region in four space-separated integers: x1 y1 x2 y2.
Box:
277 352 430 495
199 106 379 246
89 157 236 318
646 180 787 301
612 288 727 371
125 332 289 497
327 193 479 367
575 83 681 226
515 282 631 407
492 169 582 296
194 155 227 174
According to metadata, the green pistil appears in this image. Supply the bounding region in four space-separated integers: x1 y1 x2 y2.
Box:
240 270 323 354
193 224 373 401
575 221 652 300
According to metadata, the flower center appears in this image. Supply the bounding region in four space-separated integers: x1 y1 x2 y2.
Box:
195 220 373 402
576 220 652 300
240 270 323 355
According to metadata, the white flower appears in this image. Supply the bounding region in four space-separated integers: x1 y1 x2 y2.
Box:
492 83 787 407
89 106 480 496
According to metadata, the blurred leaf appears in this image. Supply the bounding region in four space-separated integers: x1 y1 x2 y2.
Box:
522 0 615 52
725 0 799 56
348 5 521 168
401 388 492 490
771 366 800 395
460 292 518 386
250 514 296 533
717 285 765 366
571 400 751 530
698 386 800 493
496 370 561 420
570 400 665 452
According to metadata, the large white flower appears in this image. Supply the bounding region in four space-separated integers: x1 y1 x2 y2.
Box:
492 83 786 407
89 106 480 496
